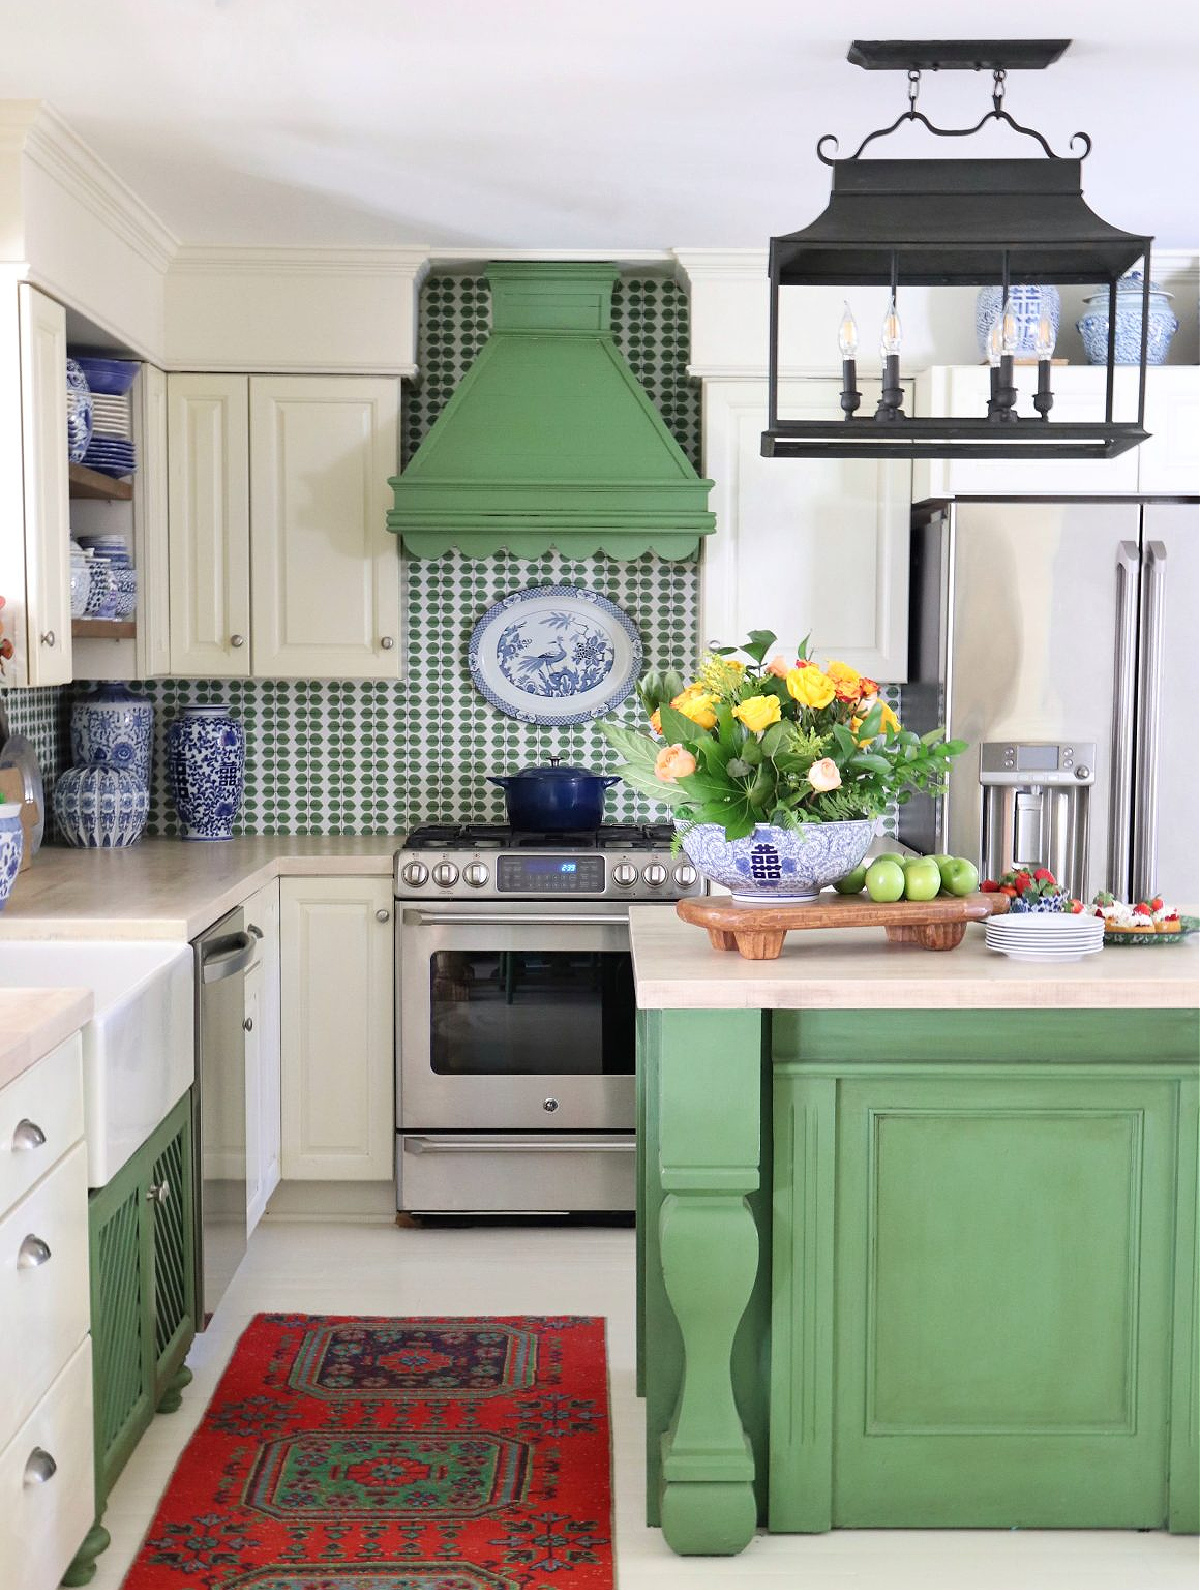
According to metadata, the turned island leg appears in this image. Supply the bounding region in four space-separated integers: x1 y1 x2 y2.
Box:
648 1008 763 1555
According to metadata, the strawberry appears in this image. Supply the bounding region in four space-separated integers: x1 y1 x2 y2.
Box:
999 884 1018 898
1133 901 1152 916
1150 896 1164 911
1034 868 1055 883
1013 871 1033 893
980 879 999 893
1069 899 1084 913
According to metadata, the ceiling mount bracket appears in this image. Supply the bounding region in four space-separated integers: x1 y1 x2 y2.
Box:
847 40 1071 73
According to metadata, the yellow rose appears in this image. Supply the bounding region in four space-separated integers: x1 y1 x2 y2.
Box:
879 702 901 734
732 694 782 734
655 744 697 783
786 663 837 711
826 659 863 701
807 757 842 793
649 709 662 735
669 686 717 730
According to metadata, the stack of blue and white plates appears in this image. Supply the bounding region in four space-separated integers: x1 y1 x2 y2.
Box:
74 357 139 478
76 534 137 619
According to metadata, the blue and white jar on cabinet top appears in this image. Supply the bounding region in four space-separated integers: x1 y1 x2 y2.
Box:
53 765 149 848
166 703 245 841
1077 269 1179 365
70 683 154 787
0 803 24 910
975 283 1060 360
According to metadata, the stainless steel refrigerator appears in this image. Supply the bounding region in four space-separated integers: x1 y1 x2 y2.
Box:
903 498 1199 903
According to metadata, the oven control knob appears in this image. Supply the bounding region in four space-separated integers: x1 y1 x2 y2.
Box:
543 1097 560 1113
431 862 460 888
463 861 490 888
673 862 698 888
611 862 638 888
400 861 429 887
643 862 668 887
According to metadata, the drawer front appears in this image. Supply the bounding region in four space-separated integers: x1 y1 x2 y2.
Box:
0 1142 90 1445
0 1034 84 1218
0 1339 94 1590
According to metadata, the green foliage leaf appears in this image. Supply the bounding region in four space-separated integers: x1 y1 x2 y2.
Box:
760 722 786 757
725 757 753 779
742 629 777 664
658 703 702 746
597 722 659 768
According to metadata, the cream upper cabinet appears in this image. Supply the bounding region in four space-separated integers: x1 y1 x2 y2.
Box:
701 377 911 681
279 876 394 1182
167 373 251 676
1136 367 1200 494
0 283 72 687
249 378 401 678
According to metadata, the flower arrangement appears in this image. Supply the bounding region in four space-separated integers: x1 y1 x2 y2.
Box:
599 629 966 842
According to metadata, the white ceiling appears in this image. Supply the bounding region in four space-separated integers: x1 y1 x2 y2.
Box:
3 0 1197 250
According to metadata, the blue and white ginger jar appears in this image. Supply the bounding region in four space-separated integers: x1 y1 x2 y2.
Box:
70 683 154 787
1077 269 1178 365
166 703 245 841
975 284 1060 360
0 803 24 909
65 358 93 464
53 765 149 848
679 819 873 904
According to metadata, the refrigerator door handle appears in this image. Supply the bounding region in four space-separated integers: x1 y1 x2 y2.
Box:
1132 541 1167 902
1108 541 1141 897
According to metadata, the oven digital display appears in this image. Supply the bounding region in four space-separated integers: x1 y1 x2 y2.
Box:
496 855 605 893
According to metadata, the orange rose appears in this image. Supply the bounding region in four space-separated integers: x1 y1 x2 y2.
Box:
806 757 842 793
649 709 662 735
766 654 791 679
655 744 697 783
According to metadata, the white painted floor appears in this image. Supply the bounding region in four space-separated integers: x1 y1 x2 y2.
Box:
92 1221 1198 1590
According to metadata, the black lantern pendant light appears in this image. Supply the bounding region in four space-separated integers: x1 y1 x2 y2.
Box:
763 40 1153 460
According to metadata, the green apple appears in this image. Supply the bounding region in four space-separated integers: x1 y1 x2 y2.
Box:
939 857 979 897
902 857 942 902
872 851 907 868
865 859 905 903
833 864 868 895
929 853 953 868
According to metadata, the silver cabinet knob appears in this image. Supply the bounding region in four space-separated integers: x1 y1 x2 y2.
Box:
243 1016 254 1032
643 862 668 887
543 1097 560 1113
18 1235 52 1269
230 633 245 648
147 1180 171 1206
375 907 391 923
611 862 638 888
431 862 459 888
462 862 490 888
247 923 263 940
400 861 428 887
380 636 395 651
12 1119 47 1152
23 1448 57 1486
39 630 56 646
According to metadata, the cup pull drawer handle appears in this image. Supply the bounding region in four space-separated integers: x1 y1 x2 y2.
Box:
12 1119 47 1152
24 1448 57 1485
18 1235 52 1269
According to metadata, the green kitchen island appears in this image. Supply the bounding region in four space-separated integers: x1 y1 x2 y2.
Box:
629 905 1200 1556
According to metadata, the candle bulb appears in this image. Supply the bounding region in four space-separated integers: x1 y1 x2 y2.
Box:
838 302 861 417
874 296 905 422
1033 311 1056 418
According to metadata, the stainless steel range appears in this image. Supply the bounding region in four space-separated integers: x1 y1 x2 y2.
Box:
394 822 702 1214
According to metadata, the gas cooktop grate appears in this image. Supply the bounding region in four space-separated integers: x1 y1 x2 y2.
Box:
404 822 676 852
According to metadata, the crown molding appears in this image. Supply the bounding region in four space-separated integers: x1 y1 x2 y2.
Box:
169 244 431 280
426 246 675 268
12 103 177 275
672 248 768 282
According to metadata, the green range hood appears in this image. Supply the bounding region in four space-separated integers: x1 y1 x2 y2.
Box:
388 262 715 560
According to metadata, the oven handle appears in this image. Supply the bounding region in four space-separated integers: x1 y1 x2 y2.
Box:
404 1136 635 1155
401 910 631 929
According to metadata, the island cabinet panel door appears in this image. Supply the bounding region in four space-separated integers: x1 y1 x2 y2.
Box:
279 877 395 1181
700 378 911 681
248 377 401 680
167 373 251 676
770 1069 1182 1531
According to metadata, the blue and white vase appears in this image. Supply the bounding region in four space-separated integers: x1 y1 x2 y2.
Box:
53 765 149 848
1077 269 1179 365
70 683 154 787
69 543 93 619
975 284 1060 360
65 358 93 464
0 803 24 910
166 703 245 841
679 819 873 904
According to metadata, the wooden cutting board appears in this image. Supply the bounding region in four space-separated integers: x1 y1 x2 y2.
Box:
676 891 1010 961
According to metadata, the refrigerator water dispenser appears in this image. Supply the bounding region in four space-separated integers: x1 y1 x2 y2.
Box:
980 742 1096 899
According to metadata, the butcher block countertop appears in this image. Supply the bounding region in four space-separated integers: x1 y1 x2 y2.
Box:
0 838 397 941
629 902 1200 1010
0 988 92 1091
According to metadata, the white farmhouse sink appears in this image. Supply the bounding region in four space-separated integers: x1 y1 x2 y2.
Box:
0 940 193 1186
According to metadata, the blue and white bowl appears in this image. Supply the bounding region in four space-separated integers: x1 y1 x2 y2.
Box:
69 543 93 618
53 764 149 848
1077 269 1178 365
70 683 154 787
975 284 1060 360
72 357 139 396
65 358 93 464
166 703 246 841
0 803 23 910
679 819 873 904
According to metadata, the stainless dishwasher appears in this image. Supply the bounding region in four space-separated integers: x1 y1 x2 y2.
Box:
193 906 258 1323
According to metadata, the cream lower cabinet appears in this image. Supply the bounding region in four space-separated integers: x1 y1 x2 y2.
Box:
244 879 281 1231
279 876 394 1180
701 377 911 681
166 374 401 680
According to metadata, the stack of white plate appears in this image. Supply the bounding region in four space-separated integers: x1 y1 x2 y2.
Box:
985 911 1105 963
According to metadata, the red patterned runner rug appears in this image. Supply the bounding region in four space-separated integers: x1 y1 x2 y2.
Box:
122 1314 613 1589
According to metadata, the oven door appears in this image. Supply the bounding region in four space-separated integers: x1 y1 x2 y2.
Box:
398 901 635 1131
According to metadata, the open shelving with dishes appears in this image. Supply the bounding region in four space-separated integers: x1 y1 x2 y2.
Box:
68 462 133 503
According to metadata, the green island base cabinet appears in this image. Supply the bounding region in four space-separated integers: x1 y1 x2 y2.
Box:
66 1090 197 1587
636 1007 1199 1556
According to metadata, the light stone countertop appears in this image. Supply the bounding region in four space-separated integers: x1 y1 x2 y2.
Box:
629 903 1200 1010
0 838 398 942
0 988 93 1091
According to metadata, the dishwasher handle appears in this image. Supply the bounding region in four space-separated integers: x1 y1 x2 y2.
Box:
200 930 258 984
